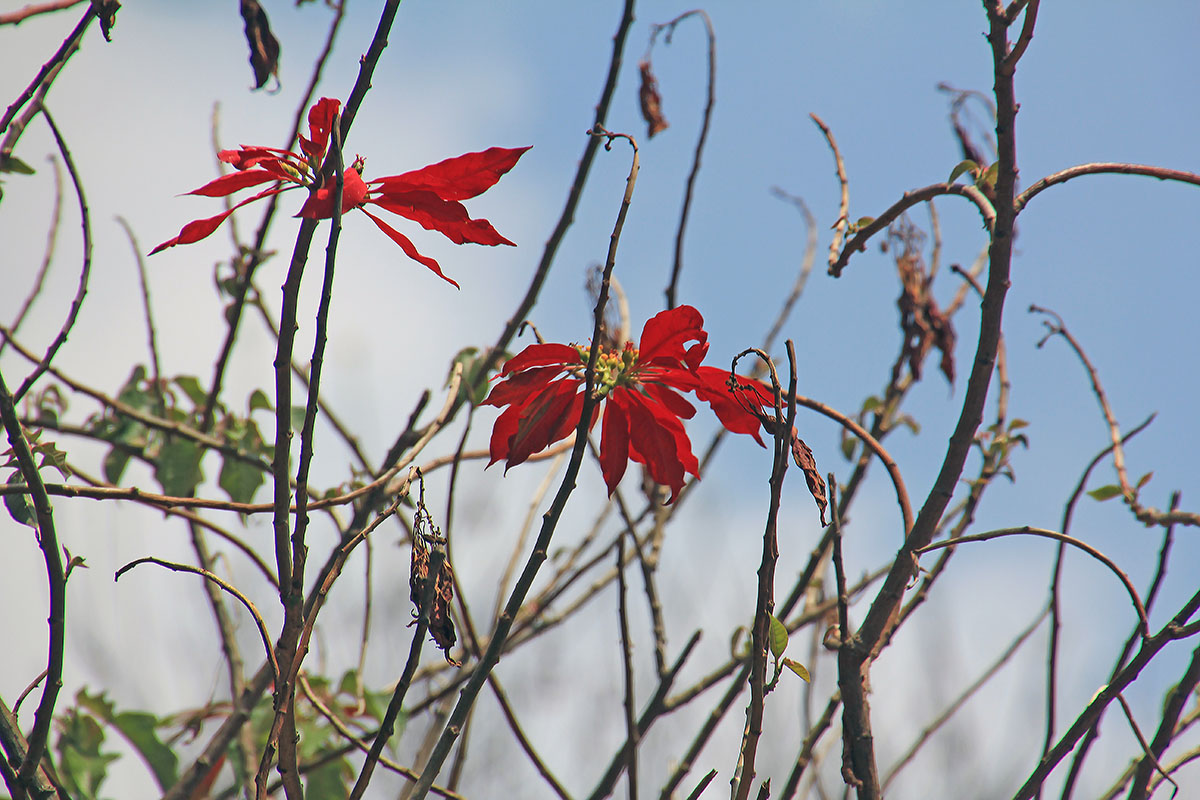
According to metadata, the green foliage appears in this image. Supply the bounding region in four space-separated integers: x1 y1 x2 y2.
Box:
1088 484 1124 501
763 614 809 695
56 705 119 800
77 688 179 793
154 438 204 496
947 158 979 184
3 471 35 527
447 346 505 407
83 367 277 504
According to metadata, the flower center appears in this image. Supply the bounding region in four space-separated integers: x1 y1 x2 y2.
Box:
575 342 640 396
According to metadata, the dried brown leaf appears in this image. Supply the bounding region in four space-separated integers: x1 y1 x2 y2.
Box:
638 61 669 138
791 434 828 526
409 534 460 666
240 0 280 90
90 0 120 41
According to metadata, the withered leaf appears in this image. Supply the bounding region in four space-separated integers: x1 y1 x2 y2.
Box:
894 227 956 388
791 434 828 526
638 61 669 139
409 535 460 666
749 408 829 526
240 0 281 90
90 0 120 41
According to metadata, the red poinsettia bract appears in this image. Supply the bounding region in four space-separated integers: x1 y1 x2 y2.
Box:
150 97 529 287
483 305 770 503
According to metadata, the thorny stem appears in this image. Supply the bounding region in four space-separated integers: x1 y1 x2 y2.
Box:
733 342 796 800
0 370 65 800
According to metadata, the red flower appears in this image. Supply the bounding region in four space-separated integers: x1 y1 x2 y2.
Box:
483 305 769 503
151 97 529 287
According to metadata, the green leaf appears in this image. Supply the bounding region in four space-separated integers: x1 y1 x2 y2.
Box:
103 447 131 484
0 154 36 175
34 440 71 479
897 414 921 435
1135 471 1153 491
840 435 856 461
220 454 264 504
173 375 207 409
782 657 811 683
4 474 35 527
978 161 999 191
860 395 884 415
111 711 178 791
291 405 308 432
768 614 789 660
305 755 354 800
154 438 203 496
249 389 273 413
116 365 150 408
56 708 118 800
947 159 979 184
1008 418 1029 430
1087 484 1124 502
77 688 178 792
447 347 502 407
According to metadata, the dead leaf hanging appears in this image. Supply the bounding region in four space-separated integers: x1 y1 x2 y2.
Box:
638 61 669 138
240 0 280 90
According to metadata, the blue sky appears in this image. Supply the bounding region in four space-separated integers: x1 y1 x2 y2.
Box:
2 2 1198 797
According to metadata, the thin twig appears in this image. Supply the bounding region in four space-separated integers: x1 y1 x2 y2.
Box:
810 113 849 275
616 534 639 800
919 527 1149 636
1015 162 1200 214
830 183 996 277
1031 304 1198 528
1114 693 1178 799
486 677 573 800
0 0 85 25
348 546 445 800
1044 416 1157 793
0 4 93 136
114 557 281 688
654 9 716 310
115 217 164 410
0 157 60 361
296 673 466 800
14 106 92 403
882 609 1047 791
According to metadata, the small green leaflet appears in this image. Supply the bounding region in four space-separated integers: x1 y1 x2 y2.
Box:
768 614 789 660
947 159 979 184
1087 484 1123 502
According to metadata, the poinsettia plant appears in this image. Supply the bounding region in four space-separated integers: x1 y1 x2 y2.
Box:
151 97 529 287
484 305 775 502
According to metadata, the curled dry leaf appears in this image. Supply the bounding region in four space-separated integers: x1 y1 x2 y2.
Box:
240 0 280 90
638 61 669 138
791 434 828 526
752 410 828 526
893 223 956 387
409 533 461 666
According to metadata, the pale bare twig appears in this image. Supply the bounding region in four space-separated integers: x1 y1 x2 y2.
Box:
114 557 281 689
918 527 1149 637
